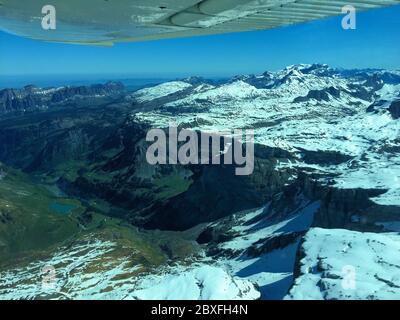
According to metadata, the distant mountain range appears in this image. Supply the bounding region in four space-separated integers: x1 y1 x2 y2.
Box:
0 81 125 114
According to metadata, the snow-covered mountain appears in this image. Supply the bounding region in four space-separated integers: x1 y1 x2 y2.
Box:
287 228 400 300
129 64 399 299
132 64 400 207
0 64 399 300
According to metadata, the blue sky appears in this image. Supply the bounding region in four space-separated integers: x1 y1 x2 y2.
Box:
0 4 399 79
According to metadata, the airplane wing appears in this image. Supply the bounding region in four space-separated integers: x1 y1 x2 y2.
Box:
0 0 399 45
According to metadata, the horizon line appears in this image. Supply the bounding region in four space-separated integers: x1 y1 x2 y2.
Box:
1 64 399 79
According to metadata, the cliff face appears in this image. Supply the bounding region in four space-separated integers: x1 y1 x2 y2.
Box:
50 81 125 103
64 126 296 230
0 103 297 231
0 81 125 115
389 99 400 119
295 174 398 232
0 88 42 113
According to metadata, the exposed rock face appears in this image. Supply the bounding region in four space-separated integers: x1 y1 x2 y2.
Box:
245 231 304 257
291 173 399 232
0 89 41 113
389 99 400 119
367 98 400 119
143 165 266 230
51 81 124 103
298 148 353 165
0 81 125 114
366 99 389 113
293 86 341 102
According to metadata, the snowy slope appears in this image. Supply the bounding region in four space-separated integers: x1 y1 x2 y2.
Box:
0 238 259 300
286 228 400 300
201 198 321 300
131 81 192 103
131 265 259 300
0 198 320 300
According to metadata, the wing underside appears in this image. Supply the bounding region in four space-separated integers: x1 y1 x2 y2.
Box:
0 0 399 45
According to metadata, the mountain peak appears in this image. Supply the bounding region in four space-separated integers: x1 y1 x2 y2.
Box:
181 76 207 85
